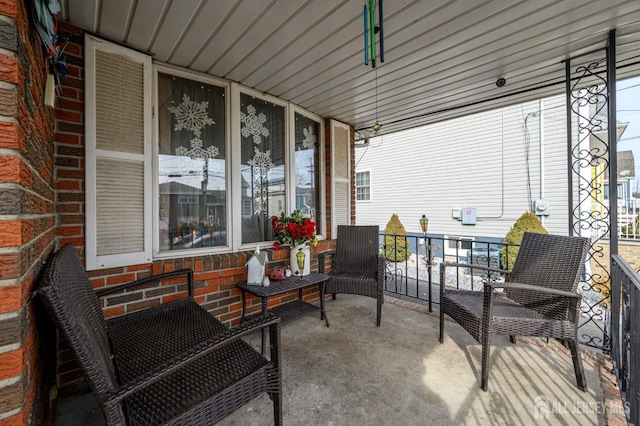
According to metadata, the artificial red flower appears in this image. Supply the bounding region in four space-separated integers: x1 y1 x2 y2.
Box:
271 210 318 248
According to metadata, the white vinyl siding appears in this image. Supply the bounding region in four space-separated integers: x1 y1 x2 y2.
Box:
85 35 152 270
354 95 571 238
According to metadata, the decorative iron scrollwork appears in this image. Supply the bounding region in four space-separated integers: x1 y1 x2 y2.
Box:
567 55 612 352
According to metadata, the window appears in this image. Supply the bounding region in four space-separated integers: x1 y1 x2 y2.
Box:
294 112 322 224
157 71 228 252
444 236 475 257
356 171 371 201
85 37 328 268
239 93 285 244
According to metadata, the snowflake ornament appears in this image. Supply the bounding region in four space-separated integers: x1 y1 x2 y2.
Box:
175 137 219 160
301 125 316 150
168 94 215 137
241 105 269 144
247 147 274 175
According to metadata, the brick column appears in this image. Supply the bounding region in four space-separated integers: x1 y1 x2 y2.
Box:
0 1 56 425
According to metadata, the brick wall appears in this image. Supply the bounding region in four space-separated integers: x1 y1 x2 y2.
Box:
590 240 640 285
0 1 56 425
54 22 84 258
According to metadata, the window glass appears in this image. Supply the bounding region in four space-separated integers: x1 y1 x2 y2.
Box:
294 113 321 223
240 94 285 243
356 171 370 201
157 73 227 251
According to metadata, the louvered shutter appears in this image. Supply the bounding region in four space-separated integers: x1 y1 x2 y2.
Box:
85 35 152 270
331 120 351 236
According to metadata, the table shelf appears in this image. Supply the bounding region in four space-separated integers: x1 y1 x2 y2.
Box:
270 300 320 325
237 272 329 353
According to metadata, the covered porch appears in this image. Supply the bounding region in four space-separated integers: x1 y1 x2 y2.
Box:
2 0 640 425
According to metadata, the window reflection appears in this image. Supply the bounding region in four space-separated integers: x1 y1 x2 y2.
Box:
157 73 227 251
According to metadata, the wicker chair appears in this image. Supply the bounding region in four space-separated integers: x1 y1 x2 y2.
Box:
318 225 385 326
35 244 282 425
439 232 590 392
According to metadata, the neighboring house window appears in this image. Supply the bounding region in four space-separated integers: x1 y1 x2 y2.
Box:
444 235 474 257
241 198 253 217
157 71 227 252
356 171 371 201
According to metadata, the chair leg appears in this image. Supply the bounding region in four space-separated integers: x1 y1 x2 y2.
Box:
481 334 491 391
439 307 444 343
272 391 283 426
509 336 516 344
568 339 588 391
376 296 382 326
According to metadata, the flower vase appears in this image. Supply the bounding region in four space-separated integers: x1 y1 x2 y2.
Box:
290 244 310 277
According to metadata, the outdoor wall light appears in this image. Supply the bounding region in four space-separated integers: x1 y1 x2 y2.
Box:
419 214 429 234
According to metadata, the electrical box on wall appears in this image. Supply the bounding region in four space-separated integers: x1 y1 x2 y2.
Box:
452 208 461 220
461 207 477 225
533 199 551 216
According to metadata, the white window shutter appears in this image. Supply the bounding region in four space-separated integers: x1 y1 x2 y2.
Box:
331 120 351 236
85 35 152 270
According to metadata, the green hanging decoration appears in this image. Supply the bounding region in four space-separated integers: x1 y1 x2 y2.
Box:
363 0 384 68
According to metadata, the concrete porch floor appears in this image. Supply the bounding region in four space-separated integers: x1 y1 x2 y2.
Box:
55 295 608 425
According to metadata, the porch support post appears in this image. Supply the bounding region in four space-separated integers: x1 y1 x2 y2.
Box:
565 59 573 236
607 29 618 256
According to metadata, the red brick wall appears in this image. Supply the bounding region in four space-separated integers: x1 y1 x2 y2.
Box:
0 1 56 425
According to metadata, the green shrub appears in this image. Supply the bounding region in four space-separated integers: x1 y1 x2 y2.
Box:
383 214 411 262
500 211 548 270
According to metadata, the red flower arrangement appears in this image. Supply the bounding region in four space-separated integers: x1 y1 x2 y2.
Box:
271 210 318 249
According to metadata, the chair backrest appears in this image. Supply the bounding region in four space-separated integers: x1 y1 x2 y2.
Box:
506 232 590 315
36 244 119 400
334 225 380 273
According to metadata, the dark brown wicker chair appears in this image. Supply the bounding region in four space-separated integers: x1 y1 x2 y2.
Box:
318 225 385 326
439 232 590 392
35 244 282 425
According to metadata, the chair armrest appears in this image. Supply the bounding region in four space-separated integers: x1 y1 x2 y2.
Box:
110 312 281 403
484 282 582 300
96 269 194 298
317 250 336 273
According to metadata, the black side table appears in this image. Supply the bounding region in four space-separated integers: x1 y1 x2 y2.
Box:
238 272 329 353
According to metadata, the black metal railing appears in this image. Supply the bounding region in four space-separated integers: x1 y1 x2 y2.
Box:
611 255 639 425
381 232 612 353
380 233 511 312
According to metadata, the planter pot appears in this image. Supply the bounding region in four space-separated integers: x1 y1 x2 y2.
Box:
290 244 310 277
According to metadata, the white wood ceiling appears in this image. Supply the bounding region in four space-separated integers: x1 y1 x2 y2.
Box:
59 0 640 135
